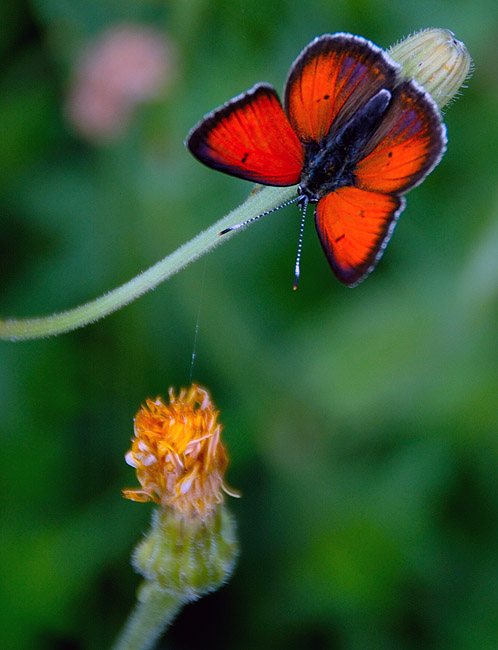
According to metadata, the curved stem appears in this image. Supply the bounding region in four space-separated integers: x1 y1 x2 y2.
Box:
0 185 297 341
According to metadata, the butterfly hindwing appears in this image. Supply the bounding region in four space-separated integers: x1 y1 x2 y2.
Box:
186 83 304 186
314 187 404 286
355 79 447 194
284 33 399 144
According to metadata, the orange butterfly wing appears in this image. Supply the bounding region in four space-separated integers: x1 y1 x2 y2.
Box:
355 80 447 194
186 83 304 186
284 33 398 144
315 187 404 286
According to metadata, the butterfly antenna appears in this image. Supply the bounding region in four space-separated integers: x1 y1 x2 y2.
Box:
219 195 299 235
293 196 308 290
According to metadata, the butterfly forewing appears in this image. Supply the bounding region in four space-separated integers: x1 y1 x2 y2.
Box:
186 83 304 185
315 187 403 286
355 80 447 194
284 33 398 144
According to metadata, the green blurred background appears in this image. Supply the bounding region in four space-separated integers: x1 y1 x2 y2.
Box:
1 1 497 649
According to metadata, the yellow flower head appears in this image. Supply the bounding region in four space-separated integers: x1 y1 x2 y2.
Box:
123 385 235 519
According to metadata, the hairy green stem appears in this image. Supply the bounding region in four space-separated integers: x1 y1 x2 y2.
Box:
111 583 181 650
0 185 297 341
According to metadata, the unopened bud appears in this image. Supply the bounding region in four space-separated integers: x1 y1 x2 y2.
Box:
388 28 473 109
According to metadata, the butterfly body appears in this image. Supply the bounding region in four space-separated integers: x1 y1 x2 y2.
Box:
299 88 392 202
186 33 447 287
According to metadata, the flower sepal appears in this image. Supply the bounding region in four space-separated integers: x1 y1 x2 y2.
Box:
133 504 238 602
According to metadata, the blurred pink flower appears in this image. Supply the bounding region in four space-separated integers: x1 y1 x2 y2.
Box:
66 24 175 141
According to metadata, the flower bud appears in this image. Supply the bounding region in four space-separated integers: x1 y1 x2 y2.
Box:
388 28 473 109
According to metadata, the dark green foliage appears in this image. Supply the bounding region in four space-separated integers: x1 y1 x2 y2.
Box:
0 1 496 649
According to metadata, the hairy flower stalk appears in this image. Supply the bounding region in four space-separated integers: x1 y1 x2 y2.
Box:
113 385 239 650
0 29 472 341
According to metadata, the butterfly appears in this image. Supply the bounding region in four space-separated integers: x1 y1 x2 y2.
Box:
186 33 447 287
